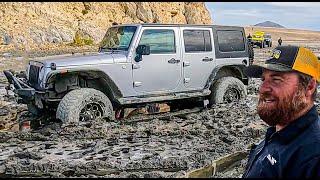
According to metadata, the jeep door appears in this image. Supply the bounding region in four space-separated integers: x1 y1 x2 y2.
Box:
132 27 182 94
181 27 215 90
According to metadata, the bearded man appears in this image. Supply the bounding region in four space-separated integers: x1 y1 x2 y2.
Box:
242 45 320 178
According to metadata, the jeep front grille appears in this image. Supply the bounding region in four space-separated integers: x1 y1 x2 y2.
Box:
28 65 41 86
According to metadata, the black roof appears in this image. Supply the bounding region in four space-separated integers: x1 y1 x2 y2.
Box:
114 23 244 29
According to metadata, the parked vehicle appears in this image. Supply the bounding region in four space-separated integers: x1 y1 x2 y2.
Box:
264 33 272 47
4 23 251 124
251 31 266 48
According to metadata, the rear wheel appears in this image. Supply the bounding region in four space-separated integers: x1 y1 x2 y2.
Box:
56 88 114 124
209 77 247 106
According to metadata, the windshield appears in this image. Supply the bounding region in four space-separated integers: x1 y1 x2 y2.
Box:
99 26 137 51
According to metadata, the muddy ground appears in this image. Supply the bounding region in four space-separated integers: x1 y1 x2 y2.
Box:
0 44 319 178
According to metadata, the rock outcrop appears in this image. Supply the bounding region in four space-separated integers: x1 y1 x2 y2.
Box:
0 2 212 51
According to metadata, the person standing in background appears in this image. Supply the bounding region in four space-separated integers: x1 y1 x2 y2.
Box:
278 37 282 46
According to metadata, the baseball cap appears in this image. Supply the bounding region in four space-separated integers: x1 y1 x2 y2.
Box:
245 45 320 82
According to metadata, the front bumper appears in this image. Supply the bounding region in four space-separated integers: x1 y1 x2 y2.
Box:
251 40 262 44
3 70 37 103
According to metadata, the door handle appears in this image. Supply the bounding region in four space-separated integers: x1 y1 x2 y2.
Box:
132 64 140 69
202 57 213 62
168 58 180 64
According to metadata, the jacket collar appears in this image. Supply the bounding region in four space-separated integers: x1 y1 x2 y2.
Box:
265 105 319 144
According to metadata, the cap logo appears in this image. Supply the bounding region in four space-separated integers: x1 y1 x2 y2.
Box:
272 49 281 59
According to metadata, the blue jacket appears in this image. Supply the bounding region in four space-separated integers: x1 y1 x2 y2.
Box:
243 105 320 178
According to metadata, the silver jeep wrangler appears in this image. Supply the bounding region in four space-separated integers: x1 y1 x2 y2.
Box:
4 23 252 124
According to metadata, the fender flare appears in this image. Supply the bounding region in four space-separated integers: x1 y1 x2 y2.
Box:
204 65 248 89
45 69 123 101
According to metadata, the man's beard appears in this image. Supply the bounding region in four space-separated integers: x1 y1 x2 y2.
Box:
257 85 308 127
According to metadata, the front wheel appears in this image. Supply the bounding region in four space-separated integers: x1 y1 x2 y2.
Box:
56 88 114 124
209 77 247 106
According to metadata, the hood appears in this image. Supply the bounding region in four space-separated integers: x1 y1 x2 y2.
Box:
35 52 126 68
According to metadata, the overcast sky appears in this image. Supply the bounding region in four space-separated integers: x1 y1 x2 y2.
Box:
205 2 320 31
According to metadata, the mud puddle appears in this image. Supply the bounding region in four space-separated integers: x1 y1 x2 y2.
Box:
0 75 271 177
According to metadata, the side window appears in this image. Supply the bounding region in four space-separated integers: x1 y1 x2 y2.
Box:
217 30 245 52
138 29 175 54
183 30 212 52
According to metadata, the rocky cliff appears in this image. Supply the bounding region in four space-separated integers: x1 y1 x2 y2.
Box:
0 2 212 53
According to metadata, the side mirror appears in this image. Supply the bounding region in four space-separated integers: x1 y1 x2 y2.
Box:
135 45 150 62
136 45 150 55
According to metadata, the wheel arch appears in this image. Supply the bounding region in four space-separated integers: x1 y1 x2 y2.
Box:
46 69 123 107
205 65 249 90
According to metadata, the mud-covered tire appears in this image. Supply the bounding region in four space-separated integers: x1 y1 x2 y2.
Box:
56 88 113 124
209 77 247 105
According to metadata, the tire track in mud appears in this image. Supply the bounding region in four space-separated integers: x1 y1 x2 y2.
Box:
0 81 267 177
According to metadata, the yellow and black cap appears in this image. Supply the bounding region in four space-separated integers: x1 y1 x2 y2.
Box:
245 45 320 82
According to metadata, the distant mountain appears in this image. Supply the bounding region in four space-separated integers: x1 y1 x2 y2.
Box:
254 21 285 28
